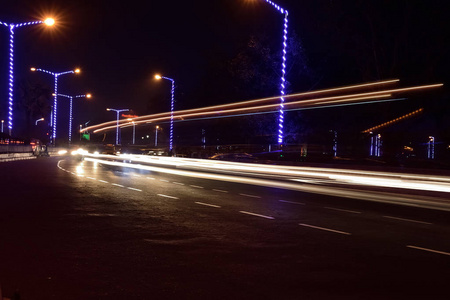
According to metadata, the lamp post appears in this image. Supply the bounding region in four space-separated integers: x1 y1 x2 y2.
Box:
250 0 289 145
107 108 129 145
155 126 159 147
54 93 91 143
155 74 175 153
1 120 3 133
127 118 136 145
0 18 55 136
31 67 80 144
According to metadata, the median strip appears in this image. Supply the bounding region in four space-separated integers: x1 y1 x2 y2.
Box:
299 223 351 235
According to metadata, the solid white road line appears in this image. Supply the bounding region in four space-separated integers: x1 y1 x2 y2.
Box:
190 185 204 189
195 202 221 208
213 189 228 193
407 245 450 256
325 207 361 214
157 194 179 199
239 211 274 220
127 187 142 192
111 183 124 188
299 223 351 235
239 193 261 199
383 216 432 225
279 200 305 205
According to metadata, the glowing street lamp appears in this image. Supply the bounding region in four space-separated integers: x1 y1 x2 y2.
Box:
250 1 289 145
155 125 159 147
155 74 175 153
107 108 129 145
53 93 91 143
1 120 3 133
0 18 55 136
31 67 81 144
35 118 44 125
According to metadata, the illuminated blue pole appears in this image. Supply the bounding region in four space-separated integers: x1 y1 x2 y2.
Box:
31 67 80 144
56 93 91 143
261 0 289 145
107 108 129 145
0 19 54 136
155 75 175 153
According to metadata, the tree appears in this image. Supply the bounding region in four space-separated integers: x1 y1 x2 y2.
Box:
17 79 52 140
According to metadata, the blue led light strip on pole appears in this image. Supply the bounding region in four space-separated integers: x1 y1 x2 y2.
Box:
107 108 129 145
56 93 90 143
31 68 80 144
156 75 175 153
0 20 44 136
262 0 289 145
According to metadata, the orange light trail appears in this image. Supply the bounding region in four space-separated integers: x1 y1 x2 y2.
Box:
83 81 442 134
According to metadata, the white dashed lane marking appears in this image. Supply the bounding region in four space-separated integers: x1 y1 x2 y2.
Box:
279 200 305 205
239 193 261 199
157 194 179 200
407 245 450 256
325 207 361 214
239 211 274 220
299 223 351 235
195 202 221 208
383 216 432 225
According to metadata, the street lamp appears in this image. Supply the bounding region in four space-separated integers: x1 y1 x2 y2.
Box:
127 118 136 145
1 120 3 133
107 108 129 145
53 93 91 143
31 67 81 144
250 0 289 145
0 18 55 136
155 125 159 147
35 118 44 125
155 74 175 153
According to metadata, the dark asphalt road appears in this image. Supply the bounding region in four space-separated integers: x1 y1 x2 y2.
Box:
1 156 450 299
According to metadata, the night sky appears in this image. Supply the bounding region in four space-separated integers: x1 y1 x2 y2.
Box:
1 0 449 146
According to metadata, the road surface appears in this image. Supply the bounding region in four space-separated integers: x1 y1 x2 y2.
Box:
0 156 449 299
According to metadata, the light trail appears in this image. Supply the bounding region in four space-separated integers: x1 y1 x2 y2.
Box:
88 82 442 134
78 154 450 211
84 79 400 133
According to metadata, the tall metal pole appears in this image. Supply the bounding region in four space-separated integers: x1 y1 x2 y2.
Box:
107 108 129 145
31 68 80 144
0 19 54 136
155 75 175 153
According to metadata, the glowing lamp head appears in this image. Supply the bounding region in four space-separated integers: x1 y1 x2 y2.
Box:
106 108 111 111
86 93 92 98
30 67 36 71
155 75 162 80
44 18 55 26
74 68 81 74
52 93 56 96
